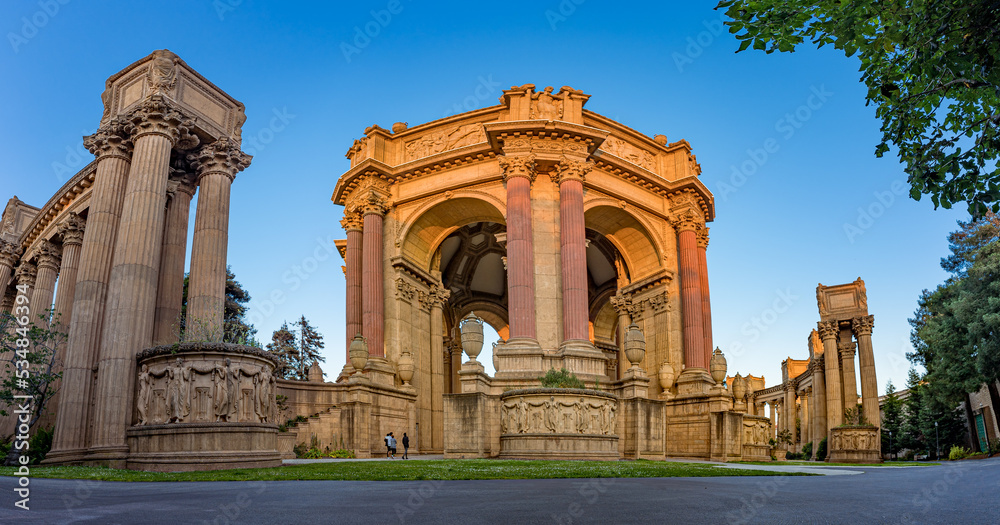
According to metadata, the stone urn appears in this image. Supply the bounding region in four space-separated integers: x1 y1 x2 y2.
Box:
733 373 747 401
624 323 645 370
397 351 414 386
710 347 727 384
460 312 484 363
658 362 675 392
349 332 369 373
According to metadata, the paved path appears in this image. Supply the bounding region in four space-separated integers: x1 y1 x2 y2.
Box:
1 458 996 524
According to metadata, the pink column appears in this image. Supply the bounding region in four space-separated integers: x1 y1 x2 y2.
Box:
674 217 706 369
499 155 537 341
696 228 713 365
556 159 591 343
342 212 364 357
362 199 388 357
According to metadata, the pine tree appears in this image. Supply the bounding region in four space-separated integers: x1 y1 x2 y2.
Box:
180 266 259 346
294 315 325 380
899 368 925 453
881 380 903 458
266 322 297 379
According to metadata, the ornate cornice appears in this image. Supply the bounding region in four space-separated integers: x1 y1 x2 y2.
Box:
187 137 251 181
83 118 133 161
125 95 199 148
851 314 874 337
346 175 391 216
816 320 839 341
57 212 86 246
498 154 537 183
647 291 671 313
15 261 37 287
0 239 22 268
551 156 592 185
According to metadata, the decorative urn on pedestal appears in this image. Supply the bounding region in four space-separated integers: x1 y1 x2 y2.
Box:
349 332 369 374
710 347 727 385
397 350 414 386
732 373 747 401
460 312 484 363
624 323 646 371
658 362 675 393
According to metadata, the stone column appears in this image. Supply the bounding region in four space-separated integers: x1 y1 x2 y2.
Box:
671 212 707 370
783 384 795 444
48 119 132 462
696 227 713 366
361 193 389 357
499 155 538 343
89 97 194 463
152 176 196 344
185 138 251 341
769 400 777 438
802 388 811 445
811 358 827 456
14 263 37 314
28 241 61 325
853 315 879 429
0 240 20 299
341 212 364 375
610 293 631 380
429 286 449 451
52 214 86 332
840 340 859 417
554 158 591 345
818 321 843 428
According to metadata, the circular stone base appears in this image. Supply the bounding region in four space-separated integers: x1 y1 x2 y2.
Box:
499 433 619 460
126 422 280 472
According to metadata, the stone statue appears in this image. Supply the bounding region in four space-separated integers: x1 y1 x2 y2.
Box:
214 360 231 421
500 403 510 434
136 364 151 425
544 397 557 433
516 397 528 433
533 86 561 120
576 398 588 434
147 50 177 95
227 359 241 421
165 358 189 423
254 367 273 422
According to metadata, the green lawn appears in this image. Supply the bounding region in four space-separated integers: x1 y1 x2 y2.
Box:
0 459 814 482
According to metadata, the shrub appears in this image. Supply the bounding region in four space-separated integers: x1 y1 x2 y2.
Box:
293 443 308 458
903 450 915 461
539 368 585 389
27 426 53 465
988 439 1000 457
948 445 970 461
801 442 813 459
816 437 828 461
330 448 356 458
303 447 324 459
786 452 802 460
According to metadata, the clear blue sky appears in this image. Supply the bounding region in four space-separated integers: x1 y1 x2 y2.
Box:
0 1 967 393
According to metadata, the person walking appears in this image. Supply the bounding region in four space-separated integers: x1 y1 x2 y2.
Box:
402 433 410 459
388 432 397 459
384 432 391 458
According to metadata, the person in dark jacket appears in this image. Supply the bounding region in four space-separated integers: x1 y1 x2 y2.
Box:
402 433 410 459
384 432 391 458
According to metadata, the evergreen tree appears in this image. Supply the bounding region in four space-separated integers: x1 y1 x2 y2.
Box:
293 315 325 380
899 368 925 452
180 266 259 346
266 322 297 379
881 380 903 458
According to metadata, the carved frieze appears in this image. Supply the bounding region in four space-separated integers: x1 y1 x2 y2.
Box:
829 426 879 452
742 416 770 446
500 394 617 436
404 123 486 161
600 135 653 170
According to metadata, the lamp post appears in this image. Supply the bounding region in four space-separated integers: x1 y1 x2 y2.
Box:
934 421 939 460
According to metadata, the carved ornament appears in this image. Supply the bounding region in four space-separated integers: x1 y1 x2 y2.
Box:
851 314 874 337
188 137 252 181
125 95 199 148
83 118 133 161
551 157 593 185
498 154 536 183
816 320 839 341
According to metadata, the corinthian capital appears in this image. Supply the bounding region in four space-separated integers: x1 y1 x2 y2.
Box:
0 239 22 268
498 154 536 183
83 118 132 161
29 240 61 272
838 340 857 359
696 227 709 249
851 314 874 337
816 320 839 341
551 156 592 185
125 95 199 148
609 292 632 315
15 261 37 287
188 137 252 181
340 211 364 232
57 212 87 246
668 208 702 234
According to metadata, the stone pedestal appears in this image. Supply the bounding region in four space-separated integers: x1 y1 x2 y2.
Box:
674 368 717 397
362 357 397 387
498 388 619 461
459 361 492 394
741 415 772 462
